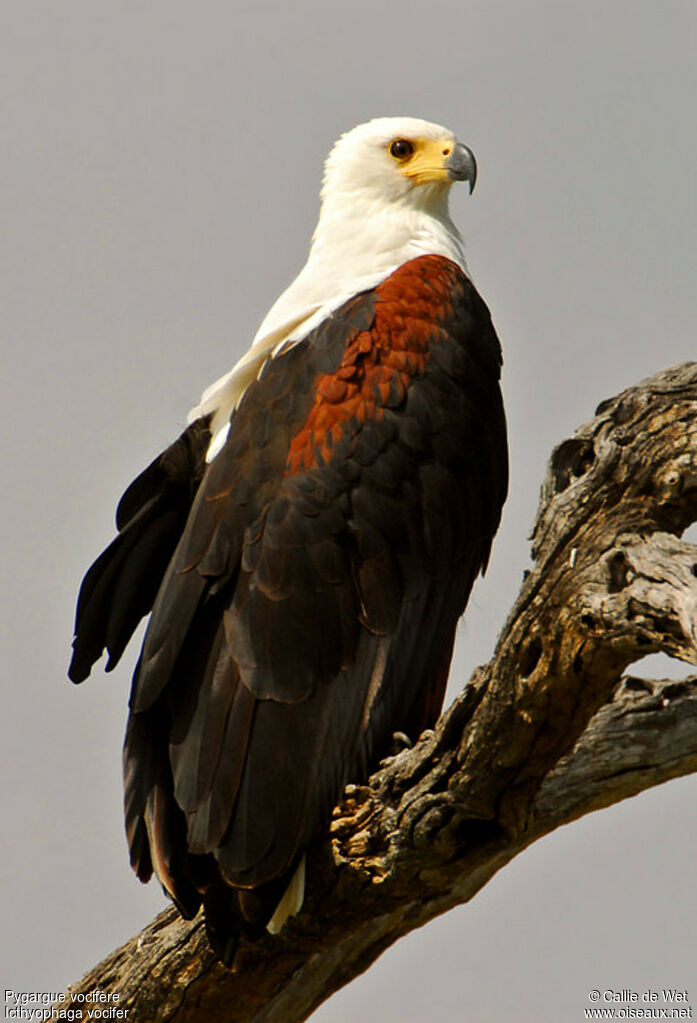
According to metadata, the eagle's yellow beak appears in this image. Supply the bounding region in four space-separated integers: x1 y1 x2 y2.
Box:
398 138 477 193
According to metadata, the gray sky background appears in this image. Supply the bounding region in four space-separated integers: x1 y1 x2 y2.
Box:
2 2 696 1019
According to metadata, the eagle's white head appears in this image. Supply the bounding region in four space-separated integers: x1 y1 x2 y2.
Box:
320 116 476 217
304 116 474 293
191 117 477 460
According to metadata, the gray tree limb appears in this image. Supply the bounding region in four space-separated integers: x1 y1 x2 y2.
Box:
55 362 697 1022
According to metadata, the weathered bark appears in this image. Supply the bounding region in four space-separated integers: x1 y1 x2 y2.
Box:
56 362 697 1022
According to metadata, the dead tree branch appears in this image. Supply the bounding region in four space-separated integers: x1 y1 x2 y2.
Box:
56 362 697 1022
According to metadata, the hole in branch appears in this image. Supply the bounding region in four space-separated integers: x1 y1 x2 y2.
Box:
520 637 542 677
550 438 596 493
606 550 630 593
623 677 653 694
595 394 638 422
663 681 689 699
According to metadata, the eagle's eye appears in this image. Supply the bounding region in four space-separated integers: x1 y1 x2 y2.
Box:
389 139 414 161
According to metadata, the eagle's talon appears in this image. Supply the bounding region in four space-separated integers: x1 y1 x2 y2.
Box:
391 731 414 754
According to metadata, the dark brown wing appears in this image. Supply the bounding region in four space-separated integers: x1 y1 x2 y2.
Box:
71 254 507 965
68 416 211 683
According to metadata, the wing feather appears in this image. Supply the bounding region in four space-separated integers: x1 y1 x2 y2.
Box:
68 418 210 683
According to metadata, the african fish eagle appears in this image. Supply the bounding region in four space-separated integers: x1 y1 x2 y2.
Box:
69 116 508 966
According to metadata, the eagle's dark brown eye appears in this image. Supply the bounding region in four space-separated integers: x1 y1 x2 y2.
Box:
389 138 414 160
